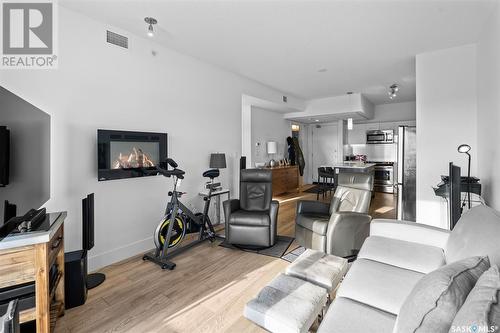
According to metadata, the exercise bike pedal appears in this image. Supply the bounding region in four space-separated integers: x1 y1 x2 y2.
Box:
162 263 176 270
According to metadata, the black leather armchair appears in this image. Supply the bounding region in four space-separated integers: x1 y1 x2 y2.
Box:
223 169 279 248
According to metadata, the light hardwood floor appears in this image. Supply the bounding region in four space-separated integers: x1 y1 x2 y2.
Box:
55 188 396 333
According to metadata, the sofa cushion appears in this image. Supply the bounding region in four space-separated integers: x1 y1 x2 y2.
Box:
394 256 490 333
336 258 425 315
370 219 450 249
295 213 329 235
358 236 446 274
244 273 327 333
450 266 500 332
228 210 270 226
446 205 500 267
285 249 348 291
317 297 396 333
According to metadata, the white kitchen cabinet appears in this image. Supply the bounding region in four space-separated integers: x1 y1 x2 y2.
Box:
380 120 416 133
379 122 396 131
365 123 380 131
347 123 366 144
347 120 416 145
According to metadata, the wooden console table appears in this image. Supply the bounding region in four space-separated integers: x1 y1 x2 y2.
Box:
0 212 66 333
267 165 299 196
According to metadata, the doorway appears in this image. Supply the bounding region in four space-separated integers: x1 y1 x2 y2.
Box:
311 123 339 181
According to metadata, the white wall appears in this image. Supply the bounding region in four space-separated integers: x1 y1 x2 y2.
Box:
250 107 291 165
477 3 500 210
416 44 477 229
0 7 297 270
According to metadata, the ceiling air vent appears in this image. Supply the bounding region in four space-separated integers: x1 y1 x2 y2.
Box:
106 30 128 49
282 96 288 103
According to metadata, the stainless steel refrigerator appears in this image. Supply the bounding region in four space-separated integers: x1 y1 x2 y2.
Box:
396 126 416 221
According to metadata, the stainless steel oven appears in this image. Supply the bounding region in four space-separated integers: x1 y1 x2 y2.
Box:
366 130 394 144
370 162 394 193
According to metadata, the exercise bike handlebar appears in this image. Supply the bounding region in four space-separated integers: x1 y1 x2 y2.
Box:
156 166 185 179
155 158 185 179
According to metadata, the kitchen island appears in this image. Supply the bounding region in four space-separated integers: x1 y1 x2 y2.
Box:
321 162 375 191
332 162 376 171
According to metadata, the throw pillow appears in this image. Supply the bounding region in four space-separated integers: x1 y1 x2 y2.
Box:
394 256 490 333
449 266 500 333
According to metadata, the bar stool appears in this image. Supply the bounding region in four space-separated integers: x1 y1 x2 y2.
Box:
325 167 336 195
317 167 334 199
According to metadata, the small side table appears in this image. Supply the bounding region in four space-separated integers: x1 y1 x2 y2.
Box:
198 188 230 225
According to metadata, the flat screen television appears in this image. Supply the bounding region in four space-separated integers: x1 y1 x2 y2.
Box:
97 129 167 181
0 126 10 187
0 87 50 224
449 162 461 230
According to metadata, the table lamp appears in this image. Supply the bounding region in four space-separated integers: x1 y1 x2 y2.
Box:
267 141 278 167
210 153 226 170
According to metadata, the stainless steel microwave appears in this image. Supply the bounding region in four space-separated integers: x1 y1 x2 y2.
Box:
366 130 394 144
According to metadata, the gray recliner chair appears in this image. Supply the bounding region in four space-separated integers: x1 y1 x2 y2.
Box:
223 169 279 248
295 173 373 257
0 300 19 333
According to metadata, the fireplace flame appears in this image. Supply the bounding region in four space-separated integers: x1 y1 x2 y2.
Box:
113 147 155 169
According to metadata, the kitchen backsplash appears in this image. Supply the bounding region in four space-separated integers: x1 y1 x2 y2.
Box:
344 143 397 162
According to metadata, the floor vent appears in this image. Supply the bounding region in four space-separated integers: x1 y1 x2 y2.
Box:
106 30 128 49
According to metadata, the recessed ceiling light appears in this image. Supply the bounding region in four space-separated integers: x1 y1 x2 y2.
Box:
318 68 328 73
315 119 319 122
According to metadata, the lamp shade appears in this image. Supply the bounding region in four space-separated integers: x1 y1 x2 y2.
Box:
210 153 226 169
457 144 471 153
267 141 277 154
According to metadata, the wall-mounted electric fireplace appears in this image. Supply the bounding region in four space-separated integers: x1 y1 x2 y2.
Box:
97 129 167 181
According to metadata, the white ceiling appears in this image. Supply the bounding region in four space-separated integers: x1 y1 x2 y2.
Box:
61 0 495 105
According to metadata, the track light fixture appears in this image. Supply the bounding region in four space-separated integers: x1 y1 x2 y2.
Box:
144 17 157 37
388 84 399 100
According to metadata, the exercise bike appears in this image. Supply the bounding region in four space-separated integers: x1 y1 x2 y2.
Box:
143 158 221 270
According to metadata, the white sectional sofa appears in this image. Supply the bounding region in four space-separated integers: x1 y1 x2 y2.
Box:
317 205 500 332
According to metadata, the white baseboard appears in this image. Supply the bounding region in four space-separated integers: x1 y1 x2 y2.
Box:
88 237 153 272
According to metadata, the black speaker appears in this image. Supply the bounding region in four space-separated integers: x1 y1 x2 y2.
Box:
64 194 104 309
64 250 87 309
240 156 246 170
3 201 16 223
0 126 10 187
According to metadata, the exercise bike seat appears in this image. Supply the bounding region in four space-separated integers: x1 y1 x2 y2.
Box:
203 169 219 179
